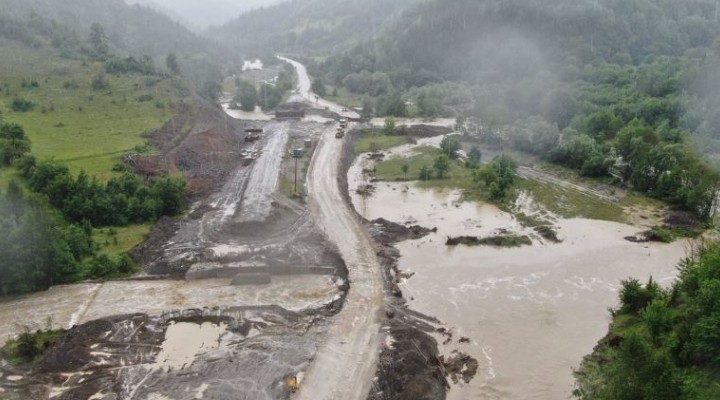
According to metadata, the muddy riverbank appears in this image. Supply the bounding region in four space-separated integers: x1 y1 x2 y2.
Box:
336 127 474 400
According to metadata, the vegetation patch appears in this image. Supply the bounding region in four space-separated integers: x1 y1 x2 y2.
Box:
533 225 562 243
516 178 625 223
93 223 152 255
625 226 704 244
446 234 532 248
3 328 65 366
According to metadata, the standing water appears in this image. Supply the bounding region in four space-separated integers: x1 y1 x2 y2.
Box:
350 162 687 399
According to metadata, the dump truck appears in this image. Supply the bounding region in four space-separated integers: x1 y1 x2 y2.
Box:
339 118 348 128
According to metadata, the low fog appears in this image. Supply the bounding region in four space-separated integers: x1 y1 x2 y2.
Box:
126 0 284 28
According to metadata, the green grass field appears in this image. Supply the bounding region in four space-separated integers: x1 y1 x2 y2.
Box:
92 223 153 255
0 41 183 180
372 146 628 222
0 40 188 252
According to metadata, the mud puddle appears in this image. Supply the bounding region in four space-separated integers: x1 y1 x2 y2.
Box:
155 321 227 372
349 158 687 399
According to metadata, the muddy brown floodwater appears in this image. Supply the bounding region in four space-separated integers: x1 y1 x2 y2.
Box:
349 156 688 400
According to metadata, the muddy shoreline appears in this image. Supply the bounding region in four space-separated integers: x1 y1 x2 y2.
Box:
339 126 472 400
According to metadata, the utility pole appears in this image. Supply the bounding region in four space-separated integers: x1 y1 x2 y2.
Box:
292 149 303 194
294 155 299 193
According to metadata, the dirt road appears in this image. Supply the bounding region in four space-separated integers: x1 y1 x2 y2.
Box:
298 123 385 400
280 56 385 400
278 56 360 119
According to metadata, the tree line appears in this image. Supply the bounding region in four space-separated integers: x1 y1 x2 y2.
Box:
0 121 185 295
234 63 296 111
575 240 720 400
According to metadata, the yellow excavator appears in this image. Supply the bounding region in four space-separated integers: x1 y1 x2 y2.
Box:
287 376 299 393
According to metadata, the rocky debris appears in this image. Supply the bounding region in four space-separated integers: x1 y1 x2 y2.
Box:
533 225 562 243
369 218 436 244
458 337 470 343
129 216 184 276
446 234 532 247
441 351 479 385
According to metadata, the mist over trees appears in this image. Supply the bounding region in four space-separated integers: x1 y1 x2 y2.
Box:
0 0 224 91
208 0 423 59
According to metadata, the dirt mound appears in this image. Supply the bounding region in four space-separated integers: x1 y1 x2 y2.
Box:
369 218 436 244
129 95 251 200
442 351 479 385
446 234 532 247
369 324 447 400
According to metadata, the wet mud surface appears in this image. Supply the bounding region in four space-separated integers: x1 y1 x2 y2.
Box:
1 101 350 398
1 307 333 400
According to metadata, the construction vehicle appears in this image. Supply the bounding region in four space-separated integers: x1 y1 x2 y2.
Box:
286 376 299 393
244 128 263 142
335 127 345 139
241 150 259 166
339 118 348 128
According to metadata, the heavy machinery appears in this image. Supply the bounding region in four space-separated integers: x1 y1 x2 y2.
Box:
335 127 345 139
286 376 299 393
339 118 348 128
244 128 263 142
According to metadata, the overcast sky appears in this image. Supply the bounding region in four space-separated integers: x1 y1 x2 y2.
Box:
126 0 284 29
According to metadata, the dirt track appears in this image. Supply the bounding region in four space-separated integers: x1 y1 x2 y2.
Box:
296 125 384 399
277 55 386 400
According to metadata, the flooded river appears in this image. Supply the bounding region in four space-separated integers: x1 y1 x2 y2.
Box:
0 275 340 342
349 159 687 399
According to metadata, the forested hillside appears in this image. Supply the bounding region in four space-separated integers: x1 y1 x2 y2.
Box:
208 0 423 60
574 241 720 399
323 0 720 81
310 0 720 220
0 0 223 87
